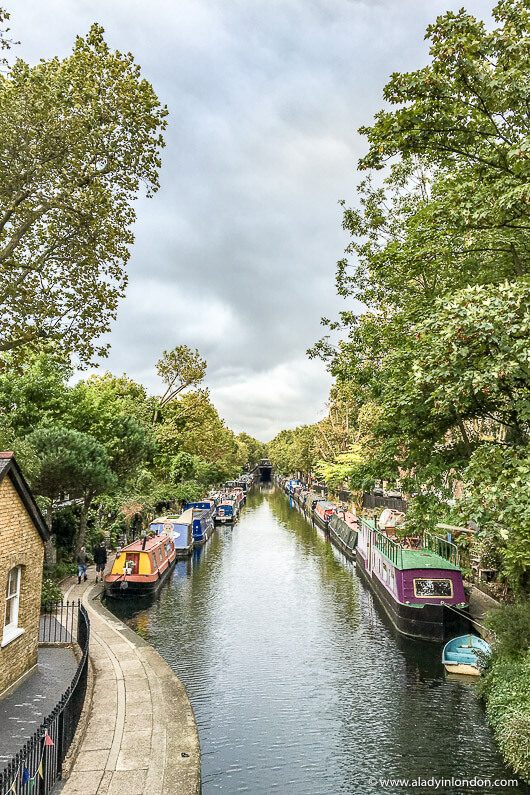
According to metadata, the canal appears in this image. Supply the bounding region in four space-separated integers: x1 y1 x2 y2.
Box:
108 486 526 794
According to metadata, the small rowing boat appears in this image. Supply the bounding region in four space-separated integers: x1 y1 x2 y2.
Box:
442 634 491 676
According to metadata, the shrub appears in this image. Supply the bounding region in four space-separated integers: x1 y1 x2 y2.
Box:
41 578 63 607
486 602 530 658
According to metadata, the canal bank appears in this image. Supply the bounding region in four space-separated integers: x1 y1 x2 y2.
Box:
107 487 527 794
59 572 201 795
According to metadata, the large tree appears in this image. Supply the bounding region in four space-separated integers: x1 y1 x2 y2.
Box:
0 23 167 366
24 425 116 559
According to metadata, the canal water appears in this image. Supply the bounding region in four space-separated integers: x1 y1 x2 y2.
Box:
108 487 526 794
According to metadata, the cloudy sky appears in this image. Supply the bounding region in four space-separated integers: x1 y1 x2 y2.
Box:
13 0 494 440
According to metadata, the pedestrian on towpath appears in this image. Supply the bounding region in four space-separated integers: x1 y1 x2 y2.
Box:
76 546 88 584
93 541 108 583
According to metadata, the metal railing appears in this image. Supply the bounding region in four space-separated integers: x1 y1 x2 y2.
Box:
423 531 460 567
0 601 90 795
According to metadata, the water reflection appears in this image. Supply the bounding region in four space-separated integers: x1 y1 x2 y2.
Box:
108 487 527 794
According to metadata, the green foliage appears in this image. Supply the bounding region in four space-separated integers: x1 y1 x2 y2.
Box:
41 578 63 606
0 24 167 366
486 602 530 659
24 425 116 506
236 432 267 466
479 603 530 782
52 503 82 556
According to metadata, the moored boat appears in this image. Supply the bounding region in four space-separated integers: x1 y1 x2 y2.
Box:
215 499 236 524
150 511 193 557
105 534 176 598
191 505 215 545
328 511 359 559
313 500 336 530
356 517 469 641
442 635 491 676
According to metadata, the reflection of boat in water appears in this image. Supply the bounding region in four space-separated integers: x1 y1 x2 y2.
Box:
442 635 491 676
105 534 176 598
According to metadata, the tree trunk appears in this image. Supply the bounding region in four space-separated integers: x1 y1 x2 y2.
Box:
74 494 93 560
44 503 55 565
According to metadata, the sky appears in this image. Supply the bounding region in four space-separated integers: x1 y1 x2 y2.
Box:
11 0 495 441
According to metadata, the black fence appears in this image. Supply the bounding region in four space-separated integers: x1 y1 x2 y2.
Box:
0 601 90 795
362 493 408 513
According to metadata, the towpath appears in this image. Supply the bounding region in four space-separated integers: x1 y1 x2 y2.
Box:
58 566 201 795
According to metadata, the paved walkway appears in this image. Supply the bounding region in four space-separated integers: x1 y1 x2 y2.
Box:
59 568 201 795
0 647 77 766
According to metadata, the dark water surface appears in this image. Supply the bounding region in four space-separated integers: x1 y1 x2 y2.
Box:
108 487 525 794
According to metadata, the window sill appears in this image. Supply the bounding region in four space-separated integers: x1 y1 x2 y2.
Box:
1 627 25 648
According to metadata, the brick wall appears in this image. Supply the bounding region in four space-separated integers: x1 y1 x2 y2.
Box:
0 476 45 697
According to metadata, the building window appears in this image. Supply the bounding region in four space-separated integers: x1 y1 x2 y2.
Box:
2 566 24 647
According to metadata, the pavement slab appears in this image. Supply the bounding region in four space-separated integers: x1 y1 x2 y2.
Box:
59 569 201 795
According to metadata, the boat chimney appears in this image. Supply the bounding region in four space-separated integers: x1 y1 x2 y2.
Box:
142 536 147 550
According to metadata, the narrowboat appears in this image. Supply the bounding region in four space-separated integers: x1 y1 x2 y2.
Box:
191 505 215 545
328 511 359 560
105 534 176 597
150 511 193 557
442 634 491 676
356 517 469 641
215 499 236 524
313 500 336 530
303 492 322 515
229 488 245 513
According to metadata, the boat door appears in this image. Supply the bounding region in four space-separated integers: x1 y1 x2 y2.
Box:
125 552 139 574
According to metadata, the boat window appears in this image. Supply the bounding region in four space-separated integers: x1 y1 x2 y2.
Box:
413 578 453 598
382 563 388 583
158 548 164 562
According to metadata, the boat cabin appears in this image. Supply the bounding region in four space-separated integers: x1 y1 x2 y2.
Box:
150 512 193 557
313 500 336 525
105 534 176 597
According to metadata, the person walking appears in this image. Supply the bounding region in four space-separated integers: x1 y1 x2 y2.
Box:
76 546 88 584
93 540 108 583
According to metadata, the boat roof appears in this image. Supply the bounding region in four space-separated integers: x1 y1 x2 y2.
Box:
360 517 461 572
398 549 460 571
316 500 336 510
175 508 193 523
120 535 170 553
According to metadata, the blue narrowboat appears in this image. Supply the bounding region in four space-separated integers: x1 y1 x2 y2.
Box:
190 504 215 545
215 499 236 524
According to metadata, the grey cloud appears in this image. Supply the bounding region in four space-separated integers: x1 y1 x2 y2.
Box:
13 0 495 438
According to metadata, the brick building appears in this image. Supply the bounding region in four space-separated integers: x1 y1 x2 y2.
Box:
0 452 50 700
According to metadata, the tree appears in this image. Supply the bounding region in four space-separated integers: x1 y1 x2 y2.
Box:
236 432 267 467
24 425 116 557
153 346 207 423
0 23 167 366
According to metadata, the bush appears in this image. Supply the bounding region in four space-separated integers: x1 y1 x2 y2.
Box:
43 562 77 582
486 601 530 658
41 578 63 607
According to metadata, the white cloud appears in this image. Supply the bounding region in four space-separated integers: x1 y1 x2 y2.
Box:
11 0 495 439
